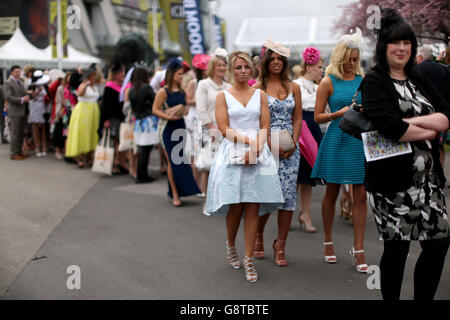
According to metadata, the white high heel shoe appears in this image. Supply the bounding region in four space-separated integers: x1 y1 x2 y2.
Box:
349 247 368 273
323 242 337 264
226 241 241 269
243 256 258 283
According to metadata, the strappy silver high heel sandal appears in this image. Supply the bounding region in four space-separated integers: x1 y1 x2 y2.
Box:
243 256 258 283
226 241 241 269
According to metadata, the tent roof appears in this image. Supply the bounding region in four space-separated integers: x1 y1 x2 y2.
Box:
235 16 373 59
0 28 101 69
43 45 101 68
0 28 57 68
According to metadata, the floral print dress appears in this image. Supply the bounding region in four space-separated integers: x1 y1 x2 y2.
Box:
268 92 301 211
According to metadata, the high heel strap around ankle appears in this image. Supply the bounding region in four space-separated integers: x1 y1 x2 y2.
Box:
273 239 287 267
243 256 258 283
323 242 337 264
349 247 368 273
226 241 241 269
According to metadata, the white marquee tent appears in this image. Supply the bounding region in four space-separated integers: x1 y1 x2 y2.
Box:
0 28 56 68
43 45 101 69
0 28 101 70
235 16 374 60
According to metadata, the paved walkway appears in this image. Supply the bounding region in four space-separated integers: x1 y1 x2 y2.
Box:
1 143 449 299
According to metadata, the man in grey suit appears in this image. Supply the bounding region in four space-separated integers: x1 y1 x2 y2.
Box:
3 65 31 160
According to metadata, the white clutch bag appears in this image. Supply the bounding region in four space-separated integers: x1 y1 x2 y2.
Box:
271 129 295 152
228 144 263 165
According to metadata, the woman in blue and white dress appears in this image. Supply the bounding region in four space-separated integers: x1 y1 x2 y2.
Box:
206 51 283 283
253 41 302 267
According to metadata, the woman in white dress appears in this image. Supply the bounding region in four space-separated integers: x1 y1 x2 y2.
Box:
206 51 283 283
28 70 51 157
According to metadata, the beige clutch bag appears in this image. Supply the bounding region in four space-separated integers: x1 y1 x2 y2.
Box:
271 129 295 152
163 102 185 117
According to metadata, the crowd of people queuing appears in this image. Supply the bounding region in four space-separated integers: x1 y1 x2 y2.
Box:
1 8 450 299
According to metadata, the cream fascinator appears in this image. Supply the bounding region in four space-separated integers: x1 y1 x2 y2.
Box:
263 38 291 58
337 27 366 52
213 48 228 59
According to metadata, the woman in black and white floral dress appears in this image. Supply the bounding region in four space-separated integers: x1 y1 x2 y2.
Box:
361 9 449 301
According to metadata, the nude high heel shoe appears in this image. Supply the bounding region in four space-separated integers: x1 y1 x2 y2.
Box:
273 239 288 267
254 233 264 259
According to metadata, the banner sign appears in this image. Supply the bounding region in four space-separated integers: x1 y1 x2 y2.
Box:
49 0 58 59
213 15 224 49
183 0 205 56
49 0 68 59
148 11 164 56
158 0 190 60
0 17 19 35
221 18 226 50
61 0 68 58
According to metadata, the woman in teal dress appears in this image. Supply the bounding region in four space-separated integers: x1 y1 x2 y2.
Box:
311 28 368 273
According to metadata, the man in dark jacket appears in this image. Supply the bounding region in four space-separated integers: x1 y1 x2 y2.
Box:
416 45 450 104
416 45 450 169
3 65 31 159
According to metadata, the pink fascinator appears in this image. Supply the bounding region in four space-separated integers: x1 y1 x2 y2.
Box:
302 47 321 65
192 54 211 71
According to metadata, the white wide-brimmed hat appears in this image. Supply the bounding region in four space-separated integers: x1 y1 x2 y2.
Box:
31 70 51 85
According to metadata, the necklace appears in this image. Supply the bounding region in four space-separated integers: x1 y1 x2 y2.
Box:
300 78 316 95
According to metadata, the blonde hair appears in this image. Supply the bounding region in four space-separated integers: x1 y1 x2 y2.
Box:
325 43 364 79
292 65 302 79
96 65 105 84
228 51 255 76
182 70 195 90
206 55 227 79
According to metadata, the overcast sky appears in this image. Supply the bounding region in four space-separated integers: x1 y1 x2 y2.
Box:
216 0 354 50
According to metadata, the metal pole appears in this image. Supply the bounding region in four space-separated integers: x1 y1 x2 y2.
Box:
153 0 160 69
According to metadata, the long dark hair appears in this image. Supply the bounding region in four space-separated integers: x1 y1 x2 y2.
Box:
373 8 418 76
165 58 183 94
131 67 149 93
259 48 291 97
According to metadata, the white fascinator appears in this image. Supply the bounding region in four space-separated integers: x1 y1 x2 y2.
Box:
337 27 366 52
213 48 228 58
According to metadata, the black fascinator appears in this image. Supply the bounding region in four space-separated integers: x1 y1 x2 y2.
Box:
81 63 97 81
110 61 123 73
375 8 404 38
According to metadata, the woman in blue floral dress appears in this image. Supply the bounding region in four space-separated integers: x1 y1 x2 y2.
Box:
253 41 303 267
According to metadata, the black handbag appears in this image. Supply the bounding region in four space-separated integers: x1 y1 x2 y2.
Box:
339 89 373 140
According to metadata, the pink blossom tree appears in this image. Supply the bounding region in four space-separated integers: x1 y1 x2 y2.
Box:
334 0 449 43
